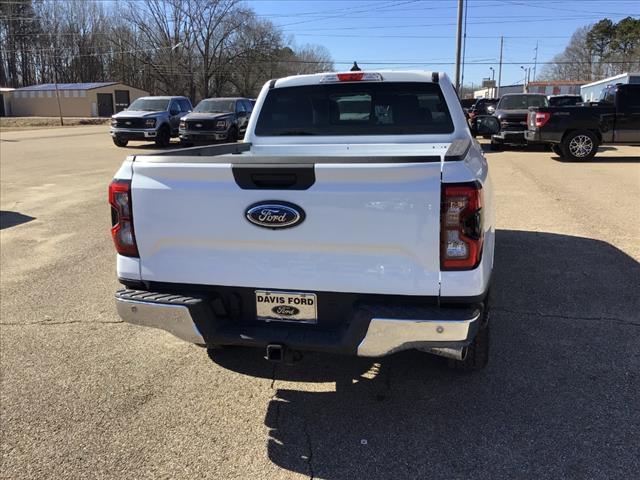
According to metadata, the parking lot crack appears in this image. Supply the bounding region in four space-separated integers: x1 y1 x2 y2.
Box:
302 419 316 480
1 319 124 326
269 364 281 431
493 308 640 327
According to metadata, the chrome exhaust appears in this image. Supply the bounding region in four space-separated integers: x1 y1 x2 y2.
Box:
428 347 467 361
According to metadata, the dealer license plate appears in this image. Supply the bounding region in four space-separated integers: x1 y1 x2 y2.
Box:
255 290 317 323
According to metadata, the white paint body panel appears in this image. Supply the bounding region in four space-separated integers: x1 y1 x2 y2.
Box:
131 158 443 295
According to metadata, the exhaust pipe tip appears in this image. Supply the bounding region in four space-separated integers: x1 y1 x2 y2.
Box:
428 346 467 361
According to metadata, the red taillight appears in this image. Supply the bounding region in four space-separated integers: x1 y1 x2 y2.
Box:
441 183 483 270
108 179 138 257
534 111 551 128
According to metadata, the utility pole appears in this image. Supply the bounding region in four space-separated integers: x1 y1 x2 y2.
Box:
460 0 469 93
454 0 464 92
53 65 63 127
532 40 539 81
497 36 503 98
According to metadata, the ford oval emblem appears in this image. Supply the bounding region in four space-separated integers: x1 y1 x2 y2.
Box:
272 305 300 316
246 201 305 229
195 123 202 128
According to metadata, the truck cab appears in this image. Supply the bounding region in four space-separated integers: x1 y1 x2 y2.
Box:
110 96 192 148
109 71 495 372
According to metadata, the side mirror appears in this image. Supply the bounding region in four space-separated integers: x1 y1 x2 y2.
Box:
170 108 180 116
237 111 247 118
486 105 495 114
476 115 501 135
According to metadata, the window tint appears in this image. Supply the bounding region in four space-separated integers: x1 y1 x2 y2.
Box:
599 88 615 104
243 99 253 112
255 82 454 136
129 98 170 111
236 100 247 114
179 99 191 111
194 99 235 113
498 95 548 110
620 86 640 108
169 101 180 114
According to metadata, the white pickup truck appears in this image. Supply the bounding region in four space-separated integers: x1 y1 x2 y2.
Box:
110 70 494 371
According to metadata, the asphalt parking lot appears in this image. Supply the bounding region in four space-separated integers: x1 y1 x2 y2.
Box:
1 125 639 479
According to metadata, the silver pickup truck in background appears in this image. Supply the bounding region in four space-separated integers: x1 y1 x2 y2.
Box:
110 96 192 148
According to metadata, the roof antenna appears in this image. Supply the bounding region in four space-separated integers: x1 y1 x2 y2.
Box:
350 61 361 72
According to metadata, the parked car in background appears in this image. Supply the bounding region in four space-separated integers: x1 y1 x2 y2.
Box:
526 83 640 161
469 98 499 137
179 97 253 146
110 96 192 148
111 70 495 372
548 95 583 107
490 93 548 150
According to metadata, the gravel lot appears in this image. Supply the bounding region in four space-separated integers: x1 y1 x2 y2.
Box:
1 126 639 479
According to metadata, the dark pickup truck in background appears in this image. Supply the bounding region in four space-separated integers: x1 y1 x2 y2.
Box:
491 93 548 150
526 83 640 161
179 97 253 146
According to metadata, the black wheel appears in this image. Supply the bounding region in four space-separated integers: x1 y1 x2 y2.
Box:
490 140 503 151
155 126 171 148
561 130 598 161
447 310 490 372
112 136 128 147
226 127 238 143
551 144 564 157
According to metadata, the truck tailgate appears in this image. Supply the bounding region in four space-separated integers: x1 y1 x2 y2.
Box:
130 154 443 296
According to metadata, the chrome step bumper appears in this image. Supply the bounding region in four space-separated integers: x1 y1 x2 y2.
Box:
116 291 205 345
115 289 482 356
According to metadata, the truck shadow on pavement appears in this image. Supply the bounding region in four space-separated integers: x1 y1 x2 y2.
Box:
0 210 35 229
209 230 640 479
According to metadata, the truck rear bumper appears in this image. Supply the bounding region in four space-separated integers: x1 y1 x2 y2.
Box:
115 289 483 357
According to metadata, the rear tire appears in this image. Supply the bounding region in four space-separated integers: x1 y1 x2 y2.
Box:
551 144 564 157
155 126 171 148
561 130 598 162
447 310 490 372
112 136 128 147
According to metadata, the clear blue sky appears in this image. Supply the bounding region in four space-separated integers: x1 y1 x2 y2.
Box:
247 0 639 88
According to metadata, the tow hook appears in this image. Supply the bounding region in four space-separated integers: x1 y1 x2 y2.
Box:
265 344 302 364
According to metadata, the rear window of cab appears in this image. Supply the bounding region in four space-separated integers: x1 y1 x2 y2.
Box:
255 82 454 136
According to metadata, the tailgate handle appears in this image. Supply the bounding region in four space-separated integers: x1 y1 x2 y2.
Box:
251 173 297 188
232 164 315 190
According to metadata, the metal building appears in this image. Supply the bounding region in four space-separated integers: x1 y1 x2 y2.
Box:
527 81 585 96
580 73 640 102
7 82 149 117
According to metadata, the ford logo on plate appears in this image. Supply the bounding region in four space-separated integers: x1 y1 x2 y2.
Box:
245 201 305 229
272 305 300 316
